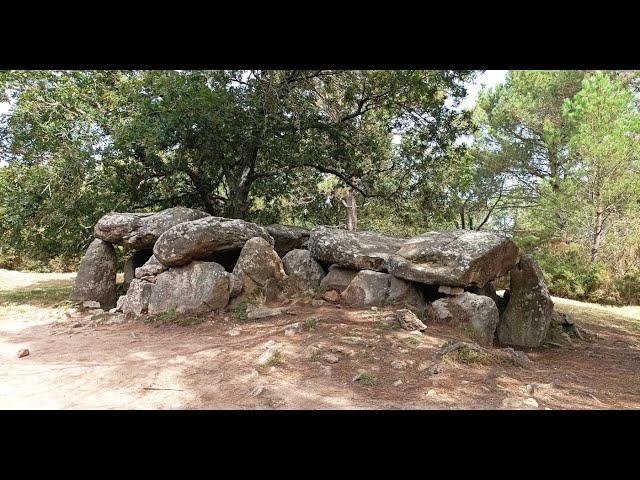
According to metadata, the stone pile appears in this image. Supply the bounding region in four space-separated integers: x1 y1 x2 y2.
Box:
71 207 556 348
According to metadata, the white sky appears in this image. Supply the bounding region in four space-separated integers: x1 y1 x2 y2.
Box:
458 70 507 110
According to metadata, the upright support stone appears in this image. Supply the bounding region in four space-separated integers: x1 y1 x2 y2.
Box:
497 255 554 348
123 257 135 291
70 239 118 309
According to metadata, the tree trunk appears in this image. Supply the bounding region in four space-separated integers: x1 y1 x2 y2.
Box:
228 147 258 219
345 188 357 232
590 210 604 262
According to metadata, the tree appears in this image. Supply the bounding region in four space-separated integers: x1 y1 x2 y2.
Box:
0 69 475 264
562 72 640 262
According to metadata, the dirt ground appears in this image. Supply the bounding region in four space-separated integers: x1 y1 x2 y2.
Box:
1 269 639 410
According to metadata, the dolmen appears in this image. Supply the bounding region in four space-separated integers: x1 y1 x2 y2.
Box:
71 207 555 348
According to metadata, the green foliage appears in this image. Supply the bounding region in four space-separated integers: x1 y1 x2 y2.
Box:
157 310 178 322
1 69 473 267
445 344 492 365
303 318 318 332
354 373 377 386
231 300 251 322
475 70 640 305
179 316 206 326
3 69 640 308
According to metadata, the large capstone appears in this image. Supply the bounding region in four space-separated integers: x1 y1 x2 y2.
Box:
70 239 118 309
232 237 286 297
340 270 391 307
266 224 310 257
94 207 209 250
309 227 406 271
387 229 520 288
153 217 273 267
497 255 554 348
147 261 231 315
429 292 499 347
282 249 326 292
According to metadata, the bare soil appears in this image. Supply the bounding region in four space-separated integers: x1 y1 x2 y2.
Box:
1 271 639 410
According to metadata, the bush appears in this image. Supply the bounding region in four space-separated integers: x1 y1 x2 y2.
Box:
531 242 635 305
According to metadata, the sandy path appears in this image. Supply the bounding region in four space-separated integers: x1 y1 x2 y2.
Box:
1 271 639 410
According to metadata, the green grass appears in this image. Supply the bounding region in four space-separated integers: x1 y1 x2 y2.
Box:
404 336 422 347
179 316 206 326
554 301 640 333
303 318 318 332
373 319 401 333
0 286 72 307
355 374 377 386
231 300 251 321
145 309 179 326
446 345 492 365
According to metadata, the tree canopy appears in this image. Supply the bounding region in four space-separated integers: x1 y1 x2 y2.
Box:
2 69 640 305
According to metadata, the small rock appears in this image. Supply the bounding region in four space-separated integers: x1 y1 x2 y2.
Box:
227 328 241 336
322 290 340 303
417 362 429 372
72 322 83 328
370 306 378 312
396 309 427 331
311 299 326 307
65 308 80 317
17 348 30 358
256 346 280 366
427 389 437 397
82 300 101 309
393 379 403 387
321 353 340 364
501 397 539 410
410 330 423 336
391 359 406 369
284 323 300 336
525 384 535 395
247 306 287 320
108 308 117 313
264 340 277 349
340 336 367 345
426 363 444 375
249 385 264 397
304 344 322 359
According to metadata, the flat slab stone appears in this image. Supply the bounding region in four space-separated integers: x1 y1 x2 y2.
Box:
309 227 405 271
94 207 209 250
387 230 520 288
153 217 274 267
